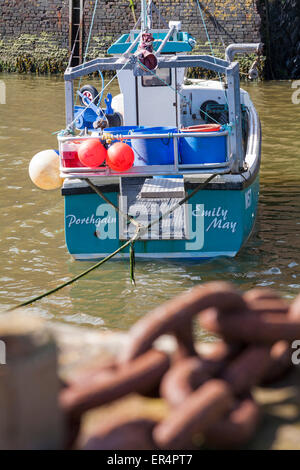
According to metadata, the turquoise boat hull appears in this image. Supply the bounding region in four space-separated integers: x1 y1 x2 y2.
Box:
63 176 259 260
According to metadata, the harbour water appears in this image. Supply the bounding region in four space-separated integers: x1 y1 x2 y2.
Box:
0 74 299 332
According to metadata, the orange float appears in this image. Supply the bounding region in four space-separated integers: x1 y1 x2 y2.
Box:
107 142 134 172
78 139 107 168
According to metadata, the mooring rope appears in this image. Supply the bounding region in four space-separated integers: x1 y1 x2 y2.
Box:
130 242 136 286
7 174 218 311
83 178 141 230
85 174 218 240
35 2 233 308
6 234 139 312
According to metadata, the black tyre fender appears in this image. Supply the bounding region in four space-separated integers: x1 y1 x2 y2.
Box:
199 100 219 122
79 85 99 107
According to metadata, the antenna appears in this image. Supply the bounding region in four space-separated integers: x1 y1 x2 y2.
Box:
141 0 152 31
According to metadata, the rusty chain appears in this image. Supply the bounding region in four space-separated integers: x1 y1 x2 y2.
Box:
59 282 300 450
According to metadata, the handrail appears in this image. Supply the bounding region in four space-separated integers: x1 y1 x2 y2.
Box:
58 129 231 179
64 54 232 80
123 32 142 57
60 166 231 179
157 25 176 54
63 45 243 176
225 43 263 63
58 131 230 176
58 130 229 143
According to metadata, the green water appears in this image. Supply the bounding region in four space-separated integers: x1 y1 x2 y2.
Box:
0 74 299 331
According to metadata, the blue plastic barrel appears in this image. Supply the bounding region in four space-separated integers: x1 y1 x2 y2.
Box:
130 127 177 166
179 127 227 164
103 126 142 147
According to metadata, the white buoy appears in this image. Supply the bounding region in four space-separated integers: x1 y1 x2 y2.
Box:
29 150 63 190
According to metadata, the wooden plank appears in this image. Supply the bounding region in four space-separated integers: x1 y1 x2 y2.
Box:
140 178 185 199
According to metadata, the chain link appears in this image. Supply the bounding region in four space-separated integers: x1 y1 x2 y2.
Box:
60 282 298 449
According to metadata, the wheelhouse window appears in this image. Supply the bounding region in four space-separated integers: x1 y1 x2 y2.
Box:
142 68 172 87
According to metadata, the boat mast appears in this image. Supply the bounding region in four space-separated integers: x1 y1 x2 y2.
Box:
141 0 152 31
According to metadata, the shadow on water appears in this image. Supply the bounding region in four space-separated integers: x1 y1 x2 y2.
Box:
0 75 299 330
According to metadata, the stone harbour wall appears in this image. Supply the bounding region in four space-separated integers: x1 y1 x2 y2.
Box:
0 1 262 53
83 0 262 55
0 1 298 78
257 0 300 79
0 0 69 47
0 0 70 73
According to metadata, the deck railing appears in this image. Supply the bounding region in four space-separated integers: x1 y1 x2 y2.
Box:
58 130 231 179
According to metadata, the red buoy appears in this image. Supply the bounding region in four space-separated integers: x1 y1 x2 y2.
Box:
107 142 134 172
78 139 107 168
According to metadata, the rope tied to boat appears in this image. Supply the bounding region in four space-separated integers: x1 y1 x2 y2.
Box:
6 174 218 312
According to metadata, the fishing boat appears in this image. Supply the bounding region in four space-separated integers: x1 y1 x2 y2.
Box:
57 0 262 261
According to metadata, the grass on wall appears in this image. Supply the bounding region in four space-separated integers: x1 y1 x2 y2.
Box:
0 35 266 80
